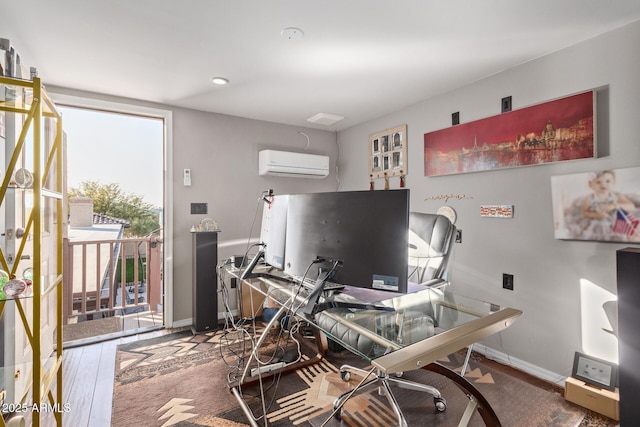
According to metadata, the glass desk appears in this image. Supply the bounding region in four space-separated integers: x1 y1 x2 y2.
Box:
316 286 521 374
226 266 522 427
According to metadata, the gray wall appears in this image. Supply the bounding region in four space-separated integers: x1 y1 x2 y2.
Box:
336 20 640 378
172 108 338 320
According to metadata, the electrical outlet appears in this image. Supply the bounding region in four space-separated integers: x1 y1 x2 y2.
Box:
455 229 462 243
502 96 512 113
503 273 514 290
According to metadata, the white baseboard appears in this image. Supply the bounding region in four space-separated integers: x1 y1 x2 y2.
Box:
171 318 193 329
472 344 567 387
172 311 239 330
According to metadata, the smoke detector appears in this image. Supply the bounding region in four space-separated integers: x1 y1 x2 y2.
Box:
281 27 304 41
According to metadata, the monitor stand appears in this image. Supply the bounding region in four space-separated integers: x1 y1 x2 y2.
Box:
238 248 265 282
240 246 296 284
302 261 394 318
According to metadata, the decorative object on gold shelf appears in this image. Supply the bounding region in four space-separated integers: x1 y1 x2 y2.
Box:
13 167 33 188
369 124 407 181
0 269 9 287
437 205 457 224
23 266 33 287
425 194 474 203
3 278 26 297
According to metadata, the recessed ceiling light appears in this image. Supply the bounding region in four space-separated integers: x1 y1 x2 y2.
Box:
281 27 304 41
211 77 229 85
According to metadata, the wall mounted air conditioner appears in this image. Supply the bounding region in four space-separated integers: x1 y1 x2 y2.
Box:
258 150 330 179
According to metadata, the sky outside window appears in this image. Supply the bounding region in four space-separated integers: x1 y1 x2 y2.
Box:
59 106 163 208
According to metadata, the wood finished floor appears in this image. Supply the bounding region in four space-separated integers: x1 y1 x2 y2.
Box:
34 329 617 427
43 329 174 427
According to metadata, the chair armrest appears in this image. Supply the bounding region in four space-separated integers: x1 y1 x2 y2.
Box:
417 278 448 289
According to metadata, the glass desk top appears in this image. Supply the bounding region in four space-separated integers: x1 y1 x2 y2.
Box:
318 286 521 374
240 268 522 375
227 265 522 427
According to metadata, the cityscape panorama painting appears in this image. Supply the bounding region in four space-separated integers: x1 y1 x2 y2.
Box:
424 91 595 176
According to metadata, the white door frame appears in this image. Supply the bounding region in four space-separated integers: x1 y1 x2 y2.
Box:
49 92 175 327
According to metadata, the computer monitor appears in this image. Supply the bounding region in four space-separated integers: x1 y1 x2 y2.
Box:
259 194 289 269
284 189 410 293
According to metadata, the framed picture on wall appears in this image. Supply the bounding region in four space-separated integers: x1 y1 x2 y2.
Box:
572 351 618 391
369 124 407 180
551 166 640 242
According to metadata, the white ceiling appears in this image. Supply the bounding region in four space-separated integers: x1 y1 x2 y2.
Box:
4 1 640 131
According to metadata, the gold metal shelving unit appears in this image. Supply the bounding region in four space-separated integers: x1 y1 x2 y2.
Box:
0 76 64 426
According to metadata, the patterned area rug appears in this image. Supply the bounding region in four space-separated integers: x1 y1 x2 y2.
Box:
112 330 246 427
112 330 616 426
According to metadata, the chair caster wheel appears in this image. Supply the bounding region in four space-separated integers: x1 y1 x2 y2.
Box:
340 370 351 382
332 404 344 420
434 397 447 412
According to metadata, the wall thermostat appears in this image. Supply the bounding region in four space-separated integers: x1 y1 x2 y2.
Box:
183 169 191 186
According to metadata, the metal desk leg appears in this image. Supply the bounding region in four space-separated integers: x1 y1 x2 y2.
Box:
461 344 474 377
458 396 479 427
425 362 502 427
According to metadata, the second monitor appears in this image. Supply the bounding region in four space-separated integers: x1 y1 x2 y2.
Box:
260 194 289 270
284 189 410 294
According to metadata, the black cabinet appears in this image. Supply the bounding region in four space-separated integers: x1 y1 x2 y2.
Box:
192 232 219 333
617 247 640 423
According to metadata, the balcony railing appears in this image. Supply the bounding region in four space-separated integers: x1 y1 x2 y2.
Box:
62 236 162 327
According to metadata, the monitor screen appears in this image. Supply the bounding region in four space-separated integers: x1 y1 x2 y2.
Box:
259 194 289 269
284 189 410 293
